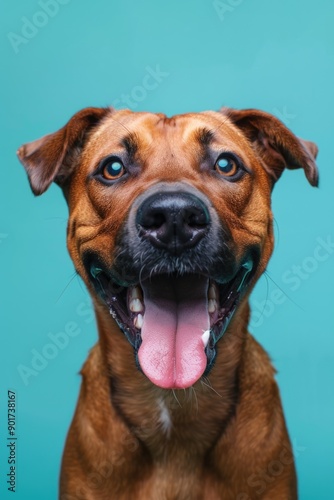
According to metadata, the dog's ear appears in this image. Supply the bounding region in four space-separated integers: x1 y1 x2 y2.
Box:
17 107 111 195
220 107 319 187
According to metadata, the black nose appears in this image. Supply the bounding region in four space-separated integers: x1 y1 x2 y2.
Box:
136 192 210 254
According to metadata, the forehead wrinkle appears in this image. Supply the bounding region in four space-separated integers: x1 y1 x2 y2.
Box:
145 117 214 169
136 119 185 173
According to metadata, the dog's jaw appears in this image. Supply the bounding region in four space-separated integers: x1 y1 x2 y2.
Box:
88 258 255 389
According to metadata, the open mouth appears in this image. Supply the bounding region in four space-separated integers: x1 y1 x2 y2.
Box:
89 260 254 389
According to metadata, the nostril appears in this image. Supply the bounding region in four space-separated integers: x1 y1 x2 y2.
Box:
139 210 166 230
186 208 210 227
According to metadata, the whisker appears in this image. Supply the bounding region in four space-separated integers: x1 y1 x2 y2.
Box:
201 377 223 398
273 217 280 246
108 114 133 135
254 272 270 325
55 271 79 303
206 113 232 137
264 271 303 311
172 389 182 408
191 386 199 413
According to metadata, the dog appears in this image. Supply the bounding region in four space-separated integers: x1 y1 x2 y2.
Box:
18 106 318 499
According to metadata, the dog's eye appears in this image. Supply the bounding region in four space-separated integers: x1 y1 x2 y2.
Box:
215 155 239 177
102 158 125 180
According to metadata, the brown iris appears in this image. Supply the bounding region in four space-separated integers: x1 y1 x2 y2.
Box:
102 159 125 180
215 155 239 177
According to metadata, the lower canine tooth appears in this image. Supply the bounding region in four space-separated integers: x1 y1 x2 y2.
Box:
208 299 217 313
201 330 210 348
134 313 143 329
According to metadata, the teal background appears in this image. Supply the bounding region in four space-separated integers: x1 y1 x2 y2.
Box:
1 0 333 498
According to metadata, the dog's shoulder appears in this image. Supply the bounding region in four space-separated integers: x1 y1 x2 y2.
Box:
241 333 278 396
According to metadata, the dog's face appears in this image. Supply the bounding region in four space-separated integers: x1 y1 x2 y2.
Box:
18 107 318 390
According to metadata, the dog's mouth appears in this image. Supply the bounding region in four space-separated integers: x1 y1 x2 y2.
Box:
88 260 254 389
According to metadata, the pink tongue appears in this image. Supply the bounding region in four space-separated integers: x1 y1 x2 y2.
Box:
138 275 210 389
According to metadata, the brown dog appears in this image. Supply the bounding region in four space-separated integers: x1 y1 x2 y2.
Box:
18 106 318 499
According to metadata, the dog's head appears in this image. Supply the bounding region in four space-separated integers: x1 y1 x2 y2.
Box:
18 107 318 389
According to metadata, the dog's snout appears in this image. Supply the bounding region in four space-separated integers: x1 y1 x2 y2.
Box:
136 192 210 254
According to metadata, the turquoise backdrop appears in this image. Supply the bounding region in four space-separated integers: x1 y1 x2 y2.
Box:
1 0 333 498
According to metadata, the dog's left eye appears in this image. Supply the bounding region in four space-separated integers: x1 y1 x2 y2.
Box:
215 155 239 177
101 158 125 180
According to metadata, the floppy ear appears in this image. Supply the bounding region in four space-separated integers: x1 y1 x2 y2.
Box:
220 107 319 187
17 107 111 195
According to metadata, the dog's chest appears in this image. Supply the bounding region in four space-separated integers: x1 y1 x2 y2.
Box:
106 395 236 498
133 466 222 500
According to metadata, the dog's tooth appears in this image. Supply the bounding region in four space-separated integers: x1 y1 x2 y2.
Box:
208 299 217 313
201 330 210 348
130 298 144 313
134 313 143 329
208 284 217 300
130 286 143 300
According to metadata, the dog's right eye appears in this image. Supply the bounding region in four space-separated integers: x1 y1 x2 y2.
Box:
101 157 125 181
